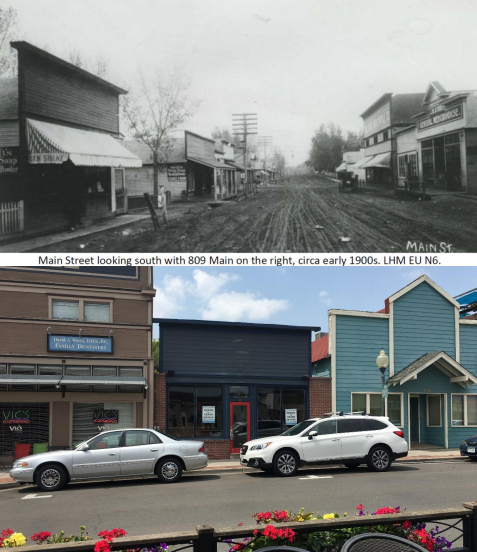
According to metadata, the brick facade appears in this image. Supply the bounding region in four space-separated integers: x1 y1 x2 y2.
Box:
309 377 332 417
202 439 230 460
154 373 167 431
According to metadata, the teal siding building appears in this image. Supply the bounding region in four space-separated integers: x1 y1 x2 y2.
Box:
325 275 477 450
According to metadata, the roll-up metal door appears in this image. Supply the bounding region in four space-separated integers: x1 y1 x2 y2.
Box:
72 402 134 445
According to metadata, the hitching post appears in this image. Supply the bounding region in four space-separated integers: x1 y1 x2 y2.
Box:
194 525 216 552
463 502 477 552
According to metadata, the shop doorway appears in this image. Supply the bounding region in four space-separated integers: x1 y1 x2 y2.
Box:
407 393 448 450
410 396 419 443
230 402 250 453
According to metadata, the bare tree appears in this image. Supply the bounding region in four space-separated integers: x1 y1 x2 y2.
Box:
0 6 20 77
122 69 200 197
68 48 87 69
95 54 109 79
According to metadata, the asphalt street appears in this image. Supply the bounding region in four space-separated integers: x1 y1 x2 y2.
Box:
1 462 475 539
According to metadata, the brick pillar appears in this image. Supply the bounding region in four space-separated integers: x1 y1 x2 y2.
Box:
154 373 166 431
309 377 332 418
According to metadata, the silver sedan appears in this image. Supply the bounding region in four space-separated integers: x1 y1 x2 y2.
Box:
10 428 208 491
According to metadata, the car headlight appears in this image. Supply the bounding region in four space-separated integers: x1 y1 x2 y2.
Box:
251 442 272 451
13 461 28 468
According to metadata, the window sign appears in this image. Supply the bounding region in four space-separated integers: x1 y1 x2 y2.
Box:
167 164 186 182
2 410 30 424
285 409 298 426
93 410 118 424
202 406 216 423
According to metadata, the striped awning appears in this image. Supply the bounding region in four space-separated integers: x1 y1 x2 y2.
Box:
26 119 142 168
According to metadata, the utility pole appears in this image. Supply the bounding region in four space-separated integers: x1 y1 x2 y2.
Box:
232 113 257 196
258 136 273 187
272 146 282 178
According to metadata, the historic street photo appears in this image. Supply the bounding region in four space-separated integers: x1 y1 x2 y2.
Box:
1 0 476 253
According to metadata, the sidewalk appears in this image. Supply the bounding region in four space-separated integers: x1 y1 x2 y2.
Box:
0 449 465 489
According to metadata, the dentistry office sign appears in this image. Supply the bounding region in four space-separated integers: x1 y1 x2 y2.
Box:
47 335 113 353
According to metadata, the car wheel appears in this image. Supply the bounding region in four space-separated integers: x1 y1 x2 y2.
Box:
367 447 392 472
344 463 361 469
36 464 67 492
273 450 299 477
156 458 183 483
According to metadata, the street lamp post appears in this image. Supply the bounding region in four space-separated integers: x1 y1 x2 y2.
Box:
376 348 389 416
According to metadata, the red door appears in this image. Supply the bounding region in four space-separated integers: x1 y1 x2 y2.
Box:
230 402 250 453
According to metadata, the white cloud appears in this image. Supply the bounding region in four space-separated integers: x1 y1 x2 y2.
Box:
153 269 288 322
319 290 333 306
201 292 289 322
192 269 239 300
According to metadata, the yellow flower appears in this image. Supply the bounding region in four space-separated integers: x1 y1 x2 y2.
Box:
3 533 27 547
323 513 336 519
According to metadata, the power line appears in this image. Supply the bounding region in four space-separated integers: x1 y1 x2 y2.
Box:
232 113 258 196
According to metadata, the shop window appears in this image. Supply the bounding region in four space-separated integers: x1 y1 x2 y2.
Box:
373 136 378 145
369 394 381 416
92 366 117 393
365 139 370 147
65 366 91 392
38 366 63 391
118 367 143 393
52 300 79 320
72 402 133 445
445 133 460 145
229 386 249 398
0 365 7 391
167 386 223 438
452 395 477 426
85 302 110 323
398 155 406 178
387 394 402 426
383 130 389 141
351 393 366 413
0 402 50 456
257 388 306 437
10 365 35 391
427 396 441 427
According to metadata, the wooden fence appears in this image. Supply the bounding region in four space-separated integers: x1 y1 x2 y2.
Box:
0 200 24 236
13 502 477 552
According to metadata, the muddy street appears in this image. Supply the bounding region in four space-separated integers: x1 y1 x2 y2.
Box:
31 175 477 253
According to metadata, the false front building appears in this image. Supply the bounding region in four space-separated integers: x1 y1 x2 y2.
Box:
0 42 141 240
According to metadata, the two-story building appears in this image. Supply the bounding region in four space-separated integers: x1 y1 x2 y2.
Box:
0 267 155 462
313 275 477 450
0 42 141 240
154 318 325 459
359 93 425 186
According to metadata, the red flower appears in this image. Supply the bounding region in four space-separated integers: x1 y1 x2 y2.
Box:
237 523 243 527
97 528 127 542
403 521 412 530
2 530 14 538
94 540 111 552
374 507 399 515
355 504 364 510
31 531 52 542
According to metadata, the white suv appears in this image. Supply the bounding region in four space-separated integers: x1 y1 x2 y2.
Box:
240 414 408 476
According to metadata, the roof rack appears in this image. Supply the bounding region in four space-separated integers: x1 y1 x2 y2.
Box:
322 411 368 418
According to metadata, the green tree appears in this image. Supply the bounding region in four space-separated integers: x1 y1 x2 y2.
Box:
152 338 160 373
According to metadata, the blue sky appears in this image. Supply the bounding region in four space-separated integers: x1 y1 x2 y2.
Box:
152 267 476 337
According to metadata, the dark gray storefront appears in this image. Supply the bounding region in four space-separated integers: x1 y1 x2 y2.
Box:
154 319 319 458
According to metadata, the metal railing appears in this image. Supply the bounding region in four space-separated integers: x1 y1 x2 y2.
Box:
14 502 477 552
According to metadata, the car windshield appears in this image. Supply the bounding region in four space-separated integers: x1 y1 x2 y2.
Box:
281 420 319 436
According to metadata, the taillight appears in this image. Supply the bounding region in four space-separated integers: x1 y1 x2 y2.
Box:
198 445 205 453
393 430 405 438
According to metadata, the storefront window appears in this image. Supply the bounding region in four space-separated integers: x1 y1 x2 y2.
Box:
85 302 110 323
452 395 477 426
168 387 222 438
352 394 366 413
0 402 50 455
229 386 249 398
468 396 477 425
52 300 79 320
118 367 144 392
387 394 402 426
427 396 441 427
65 366 91 392
197 387 223 438
452 395 464 426
72 402 133 446
369 394 382 416
257 388 306 436
168 387 196 438
421 134 461 189
10 365 35 391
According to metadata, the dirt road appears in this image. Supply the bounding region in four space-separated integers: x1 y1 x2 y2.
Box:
32 175 477 253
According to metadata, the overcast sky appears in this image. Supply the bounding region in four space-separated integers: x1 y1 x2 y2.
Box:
151 266 477 338
7 0 477 164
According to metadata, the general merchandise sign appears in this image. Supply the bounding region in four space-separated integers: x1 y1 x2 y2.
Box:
418 104 463 131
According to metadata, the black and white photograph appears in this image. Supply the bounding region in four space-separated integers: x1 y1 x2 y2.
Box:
1 0 477 253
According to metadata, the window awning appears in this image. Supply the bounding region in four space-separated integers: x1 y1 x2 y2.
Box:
26 119 142 168
187 156 223 169
362 152 391 169
336 162 347 172
0 375 61 385
353 156 372 169
388 351 477 388
60 376 147 386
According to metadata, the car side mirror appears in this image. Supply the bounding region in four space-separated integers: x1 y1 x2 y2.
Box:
308 431 318 440
78 443 89 451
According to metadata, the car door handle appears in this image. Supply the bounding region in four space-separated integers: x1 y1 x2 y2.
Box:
366 435 373 438
150 448 159 452
332 438 340 441
108 452 116 456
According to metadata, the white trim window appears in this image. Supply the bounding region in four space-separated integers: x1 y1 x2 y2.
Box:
51 298 112 323
398 153 418 178
452 394 477 426
351 392 403 427
427 395 442 427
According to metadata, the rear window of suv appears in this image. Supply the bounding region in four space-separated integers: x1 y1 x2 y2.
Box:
338 419 365 433
362 419 388 430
